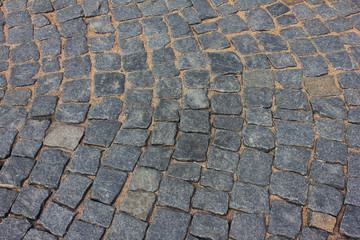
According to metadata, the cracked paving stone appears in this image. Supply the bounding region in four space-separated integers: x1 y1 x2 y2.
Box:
119 191 156 221
305 75 341 97
230 213 266 240
157 177 194 211
56 4 83 23
276 89 310 110
200 169 233 191
243 70 274 88
246 7 275 31
231 34 260 55
11 185 50 219
275 109 314 124
89 36 114 53
0 218 31 240
38 202 76 237
34 14 51 28
208 147 239 173
193 188 229 215
107 212 147 240
173 133 209 161
63 220 104 240
245 108 272 126
127 70 155 88
340 205 360 238
154 98 180 122
129 167 162 192
20 119 50 140
275 121 314 148
274 145 311 175
0 106 27 129
84 121 121 147
3 89 31 106
103 145 142 171
208 52 243 75
268 200 302 239
216 15 249 34
9 62 40 87
156 78 182 99
243 88 273 108
192 0 217 20
62 79 90 102
23 229 57 240
125 89 152 106
310 160 345 189
237 148 272 186
245 54 270 69
315 138 347 164
256 32 288 52
88 15 115 33
81 200 115 228
139 146 173 170
310 97 347 119
212 129 241 152
308 184 343 216
30 149 70 189
91 168 127 204
180 110 210 134
54 174 92 209
12 140 42 159
243 125 275 151
183 89 209 109
211 94 242 115
114 129 150 147
212 75 241 93
270 171 309 205
63 55 91 79
165 13 191 38
0 188 17 217
147 209 191 240
199 32 230 50
68 146 102 176
166 162 202 182
0 157 35 187
190 212 228 240
94 73 125 97
55 103 90 123
315 119 345 141
44 124 84 150
123 106 153 129
181 7 201 25
230 181 269 214
152 122 177 146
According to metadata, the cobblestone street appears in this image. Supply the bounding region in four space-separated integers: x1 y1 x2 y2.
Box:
0 0 360 239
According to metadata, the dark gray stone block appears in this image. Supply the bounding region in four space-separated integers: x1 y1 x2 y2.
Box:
266 2 289 16
156 78 182 99
42 57 60 72
63 220 104 240
94 73 124 97
23 229 57 240
230 213 266 240
125 89 152 106
347 124 360 148
12 140 42 159
274 145 311 175
312 35 344 54
173 37 201 53
68 146 102 176
315 119 345 141
200 169 233 191
139 146 173 170
7 24 33 44
212 129 241 152
243 88 273 108
147 209 191 240
199 32 230 50
35 73 62 95
53 0 77 10
65 36 88 57
3 89 31 106
54 174 92 209
276 89 309 110
153 62 180 79
20 119 50 140
275 121 314 148
114 129 150 147
308 184 343 216
152 122 177 146
123 106 153 129
154 98 180 122
303 18 330 36
193 22 217 34
81 200 115 228
62 79 90 102
208 52 243 75
332 0 359 16
40 38 61 56
208 147 239 173
142 17 168 36
310 160 345 189
256 32 287 52
91 168 127 204
107 213 147 240
193 188 229 215
345 89 360 105
211 93 242 114
267 52 296 68
180 110 210 133
146 34 170 49
122 52 148 72
89 36 114 53
165 0 192 11
88 15 115 33
84 121 121 147
349 107 360 123
56 4 83 23
313 4 339 18
216 15 249 34
275 69 303 89
310 97 347 119
165 13 191 38
349 151 360 177
268 200 302 238
280 26 308 41
192 0 217 20
245 54 270 69
60 19 86 38
11 185 50 219
190 213 228 239
338 32 360 45
327 51 358 71
213 115 243 131
235 0 259 10
63 55 91 79
9 62 39 87
117 20 142 40
181 7 201 25
183 89 209 109
292 3 314 20
245 108 272 126
340 205 360 238
103 145 141 171
237 148 272 186
230 181 269 214
243 125 275 151
11 41 39 64
315 138 347 164
231 34 260 55
0 188 17 217
0 107 27 130
300 227 328 240
81 0 108 17
0 218 31 240
212 75 241 92
55 103 89 123
4 0 28 12
166 162 202 182
38 202 75 237
28 0 53 13
183 70 209 88
127 70 154 88
112 4 141 21
129 167 162 192
246 7 275 31
30 149 70 189
158 177 194 211
276 14 298 27
0 157 34 187
173 133 209 161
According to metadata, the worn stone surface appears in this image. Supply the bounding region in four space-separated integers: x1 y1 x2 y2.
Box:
44 124 84 150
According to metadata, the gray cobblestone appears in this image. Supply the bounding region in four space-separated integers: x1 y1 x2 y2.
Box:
0 156 35 187
103 145 142 171
166 162 202 182
190 213 228 240
107 212 147 240
139 146 173 170
193 188 229 215
230 213 266 240
81 200 115 228
0 188 17 217
64 220 104 240
0 218 31 240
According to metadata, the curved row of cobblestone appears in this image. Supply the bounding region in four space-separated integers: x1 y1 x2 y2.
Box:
0 0 360 239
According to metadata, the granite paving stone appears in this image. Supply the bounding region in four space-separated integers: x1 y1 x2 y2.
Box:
349 151 360 177
183 89 209 109
152 122 177 145
340 205 360 238
91 168 127 204
308 183 343 216
12 140 42 159
338 32 360 45
216 15 249 34
193 188 229 215
243 125 275 151
245 54 271 69
129 167 162 192
38 202 76 237
315 138 347 164
180 110 210 133
274 145 311 175
275 69 303 89
56 4 83 23
88 15 115 33
40 38 61 57
190 213 228 240
246 108 272 126
208 147 239 173
231 34 260 55
257 32 288 52
313 4 339 18
63 220 104 240
181 7 201 25
20 119 50 140
173 133 209 161
208 52 243 75
305 75 342 97
68 146 102 176
315 119 345 141
7 24 34 44
276 121 314 148
230 213 266 240
212 75 241 92
9 62 40 87
213 115 243 131
349 107 360 123
345 89 360 105
24 229 57 240
54 174 92 209
103 145 142 171
310 160 345 189
127 70 155 88
147 209 191 240
193 22 217 34
200 169 234 191
275 109 315 123
192 0 217 20
302 18 330 36
235 0 259 10
212 129 241 152
63 55 91 79
212 94 242 114
84 121 121 147
347 124 360 148
107 212 147 240
0 188 17 217
44 124 84 150
123 106 153 129
55 103 90 123
139 146 173 170
119 37 145 54
310 97 347 119
11 185 50 219
0 218 31 240
173 37 201 53
81 200 115 228
114 129 150 147
308 211 337 233
327 51 358 71
60 19 86 38
89 36 114 52
3 89 31 106
246 8 275 31
166 162 202 182
276 14 298 27
0 156 35 187
243 88 273 108
94 73 125 97
30 149 70 189
165 13 191 38
42 56 60 72
230 181 269 214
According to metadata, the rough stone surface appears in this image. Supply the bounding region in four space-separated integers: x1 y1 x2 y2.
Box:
44 124 84 150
